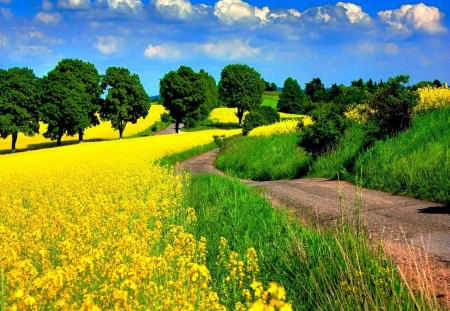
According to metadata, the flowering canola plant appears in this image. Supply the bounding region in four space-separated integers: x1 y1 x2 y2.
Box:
414 85 450 113
208 108 307 124
0 105 166 153
248 118 312 137
0 129 291 310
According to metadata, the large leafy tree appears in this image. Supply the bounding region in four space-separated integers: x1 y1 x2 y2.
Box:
101 67 150 139
40 59 102 145
160 66 212 133
0 67 40 153
218 64 265 126
305 77 326 103
277 77 307 114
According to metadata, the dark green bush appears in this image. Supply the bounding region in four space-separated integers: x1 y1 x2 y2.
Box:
160 112 174 123
242 106 280 135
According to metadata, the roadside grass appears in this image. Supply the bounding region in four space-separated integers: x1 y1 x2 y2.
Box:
157 142 217 167
262 91 280 109
181 122 240 132
215 133 311 180
354 108 450 204
128 120 172 138
307 123 365 180
185 174 437 310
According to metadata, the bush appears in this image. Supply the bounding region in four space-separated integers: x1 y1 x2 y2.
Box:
160 112 174 123
242 106 280 135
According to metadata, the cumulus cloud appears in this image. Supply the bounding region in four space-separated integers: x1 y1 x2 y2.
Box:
378 4 447 34
214 0 270 25
301 3 371 26
336 2 370 24
35 12 62 25
94 35 122 54
97 0 143 12
57 0 91 9
144 43 182 59
200 39 260 60
153 0 210 20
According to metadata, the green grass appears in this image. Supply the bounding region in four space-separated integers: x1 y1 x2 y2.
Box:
307 123 365 179
354 108 450 204
128 120 172 138
181 122 240 132
215 133 311 180
185 174 437 310
262 91 280 109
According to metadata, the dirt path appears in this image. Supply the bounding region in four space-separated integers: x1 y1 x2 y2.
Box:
177 148 450 306
157 122 184 135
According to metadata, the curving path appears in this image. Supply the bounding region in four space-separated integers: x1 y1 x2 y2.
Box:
157 122 185 135
177 148 450 305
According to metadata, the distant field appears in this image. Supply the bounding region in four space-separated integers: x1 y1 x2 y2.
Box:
0 103 165 153
261 91 280 109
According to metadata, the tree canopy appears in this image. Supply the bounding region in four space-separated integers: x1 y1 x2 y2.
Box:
0 67 40 153
160 66 215 132
40 59 102 145
277 77 308 114
100 67 150 139
305 77 326 103
218 64 265 125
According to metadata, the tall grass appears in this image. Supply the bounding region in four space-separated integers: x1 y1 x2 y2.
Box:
215 133 311 180
355 108 450 203
307 123 365 180
185 174 437 310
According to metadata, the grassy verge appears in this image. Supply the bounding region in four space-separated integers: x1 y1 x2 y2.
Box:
307 123 365 180
182 122 241 132
215 133 311 180
185 174 436 310
128 120 172 138
262 91 280 109
157 142 217 166
355 108 450 203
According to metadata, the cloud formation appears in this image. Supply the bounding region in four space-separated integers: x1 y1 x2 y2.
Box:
200 39 260 59
35 12 62 25
144 43 182 59
57 0 91 9
214 0 270 25
153 0 210 20
97 0 143 12
378 3 447 34
94 35 122 54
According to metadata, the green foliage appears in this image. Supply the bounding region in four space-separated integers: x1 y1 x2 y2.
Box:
160 112 174 123
157 142 217 167
278 77 309 114
242 106 280 135
41 59 102 145
186 174 433 310
305 77 326 102
101 67 150 139
218 64 265 125
307 123 365 179
364 75 419 145
0 67 40 152
215 133 311 180
160 66 214 132
355 108 450 203
299 103 350 156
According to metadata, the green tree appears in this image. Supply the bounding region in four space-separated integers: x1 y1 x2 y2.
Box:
277 77 307 114
305 77 326 102
0 67 40 153
40 59 102 145
101 67 150 139
218 64 265 126
160 66 212 133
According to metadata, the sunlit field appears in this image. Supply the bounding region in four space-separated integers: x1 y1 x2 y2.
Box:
0 104 165 153
207 107 305 125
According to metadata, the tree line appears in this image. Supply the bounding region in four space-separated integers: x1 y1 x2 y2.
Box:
0 59 150 152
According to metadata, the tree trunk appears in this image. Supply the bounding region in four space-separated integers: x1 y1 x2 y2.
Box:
57 135 62 146
237 108 244 127
119 128 123 140
175 121 180 134
78 130 83 143
11 133 18 153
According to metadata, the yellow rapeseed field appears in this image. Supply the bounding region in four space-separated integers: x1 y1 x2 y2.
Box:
414 85 450 113
0 129 291 310
0 104 166 153
248 119 312 137
208 108 306 124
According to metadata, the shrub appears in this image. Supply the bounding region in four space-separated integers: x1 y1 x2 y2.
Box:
242 106 280 135
160 111 174 123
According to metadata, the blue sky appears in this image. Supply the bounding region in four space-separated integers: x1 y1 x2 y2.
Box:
1 0 449 95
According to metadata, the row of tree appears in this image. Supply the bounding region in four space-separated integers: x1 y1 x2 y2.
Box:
0 59 150 152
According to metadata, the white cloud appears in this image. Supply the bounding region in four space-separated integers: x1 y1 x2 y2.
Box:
144 43 182 59
336 2 370 24
98 0 143 12
378 4 447 34
94 35 122 54
35 12 62 25
351 41 400 56
154 0 192 18
214 0 270 25
200 39 260 59
288 9 301 18
57 0 91 9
